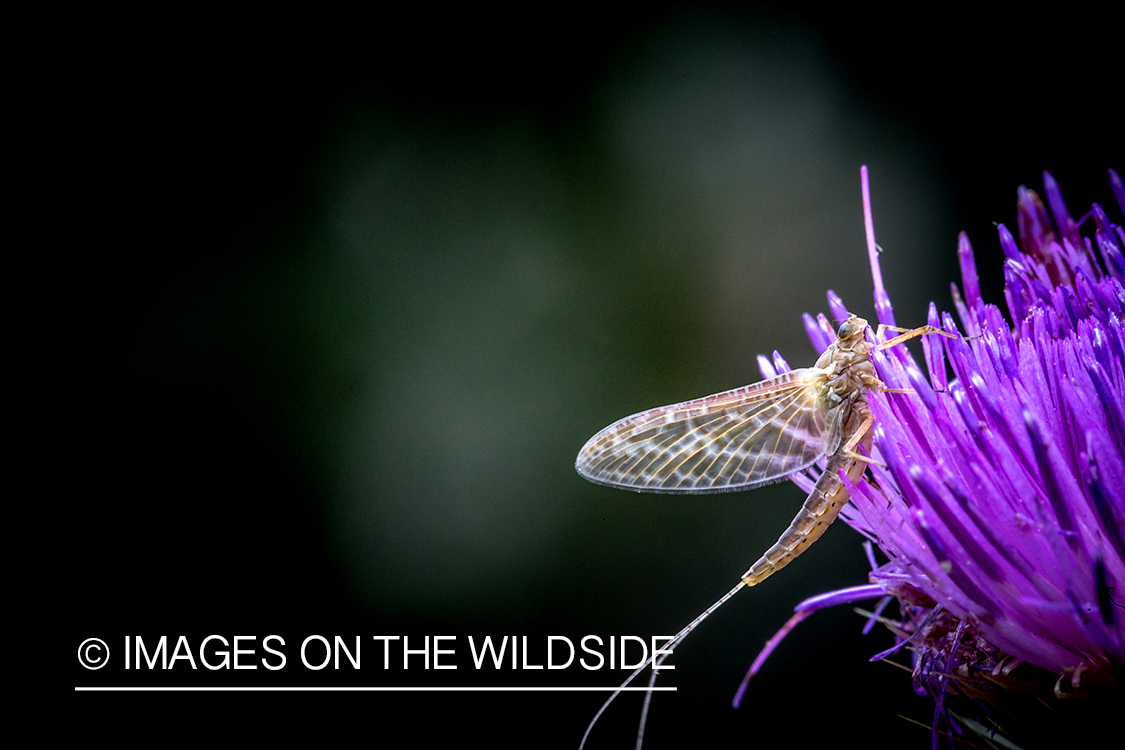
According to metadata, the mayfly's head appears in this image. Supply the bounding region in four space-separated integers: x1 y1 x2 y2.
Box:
835 315 869 351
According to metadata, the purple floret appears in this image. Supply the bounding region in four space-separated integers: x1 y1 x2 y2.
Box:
748 169 1124 746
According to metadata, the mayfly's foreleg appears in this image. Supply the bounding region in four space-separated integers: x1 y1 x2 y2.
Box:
870 324 957 397
874 323 957 349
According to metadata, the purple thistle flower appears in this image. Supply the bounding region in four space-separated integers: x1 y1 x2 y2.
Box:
750 169 1124 744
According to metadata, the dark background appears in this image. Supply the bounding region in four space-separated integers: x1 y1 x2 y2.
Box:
75 7 1119 746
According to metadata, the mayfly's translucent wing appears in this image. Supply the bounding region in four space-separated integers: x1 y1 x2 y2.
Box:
575 368 842 493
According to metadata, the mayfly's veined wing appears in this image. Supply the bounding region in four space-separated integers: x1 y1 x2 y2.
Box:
575 367 843 493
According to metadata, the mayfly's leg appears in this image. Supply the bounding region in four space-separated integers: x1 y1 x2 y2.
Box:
870 324 958 399
838 414 885 469
742 430 874 587
874 323 957 349
840 413 874 457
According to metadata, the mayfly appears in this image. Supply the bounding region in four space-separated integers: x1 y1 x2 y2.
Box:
576 313 942 582
575 313 947 747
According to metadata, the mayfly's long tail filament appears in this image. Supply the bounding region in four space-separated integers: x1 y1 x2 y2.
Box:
578 578 748 750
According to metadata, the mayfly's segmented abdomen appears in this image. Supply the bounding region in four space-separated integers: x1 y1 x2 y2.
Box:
741 428 873 587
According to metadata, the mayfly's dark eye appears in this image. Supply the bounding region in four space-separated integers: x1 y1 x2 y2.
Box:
837 320 854 339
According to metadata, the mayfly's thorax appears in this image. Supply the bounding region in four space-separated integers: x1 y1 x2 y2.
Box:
825 349 876 401
814 330 877 406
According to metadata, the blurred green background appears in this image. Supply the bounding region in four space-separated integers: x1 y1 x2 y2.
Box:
77 7 1118 746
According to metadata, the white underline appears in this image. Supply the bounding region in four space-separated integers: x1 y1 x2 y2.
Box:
75 686 676 692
